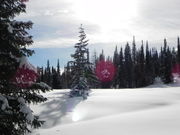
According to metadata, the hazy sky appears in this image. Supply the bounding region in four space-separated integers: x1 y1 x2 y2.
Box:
19 0 180 67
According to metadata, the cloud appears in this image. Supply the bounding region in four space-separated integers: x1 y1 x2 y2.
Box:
32 37 76 48
129 0 180 42
19 0 180 50
17 0 101 49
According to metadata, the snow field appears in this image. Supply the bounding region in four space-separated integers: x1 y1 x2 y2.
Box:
30 84 180 135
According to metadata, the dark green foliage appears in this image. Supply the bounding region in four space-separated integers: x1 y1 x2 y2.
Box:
38 60 62 89
160 39 173 83
177 37 180 63
124 43 133 87
68 25 97 97
0 1 50 134
118 47 126 88
113 46 119 88
110 37 179 88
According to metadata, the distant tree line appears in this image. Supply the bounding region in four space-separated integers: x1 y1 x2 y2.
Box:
37 59 62 89
38 37 180 89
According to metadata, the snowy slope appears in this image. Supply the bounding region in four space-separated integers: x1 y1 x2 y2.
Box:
30 83 180 135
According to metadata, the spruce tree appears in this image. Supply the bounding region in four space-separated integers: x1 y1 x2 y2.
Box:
137 42 146 87
132 36 137 87
46 60 52 86
118 47 125 88
145 41 153 85
124 43 133 88
177 37 180 64
113 46 119 88
132 36 137 64
0 1 50 134
52 66 61 89
151 48 160 78
160 39 173 83
99 49 105 61
69 25 93 99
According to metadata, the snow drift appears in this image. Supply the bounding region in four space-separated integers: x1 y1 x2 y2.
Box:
30 83 180 135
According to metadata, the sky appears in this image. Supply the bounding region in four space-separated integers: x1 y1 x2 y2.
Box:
18 0 180 67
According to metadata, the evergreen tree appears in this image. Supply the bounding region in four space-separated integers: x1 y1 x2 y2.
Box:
160 39 173 83
113 46 119 88
52 66 61 89
113 46 119 67
177 37 180 64
91 49 98 68
57 59 60 75
151 48 160 77
172 47 177 67
69 25 92 99
137 42 146 87
40 67 44 82
145 41 153 85
118 47 125 88
124 43 133 87
0 1 50 134
46 60 52 86
132 36 138 87
132 36 137 64
99 49 105 61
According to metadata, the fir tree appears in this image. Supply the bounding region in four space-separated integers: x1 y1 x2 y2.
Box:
145 41 153 85
92 50 98 66
132 36 137 87
151 48 160 77
46 60 52 86
160 39 173 83
172 47 177 67
177 37 180 64
137 42 146 87
0 1 50 134
113 46 119 88
132 36 137 64
99 49 105 61
118 47 125 88
52 67 61 89
57 59 61 75
69 25 93 99
124 42 133 88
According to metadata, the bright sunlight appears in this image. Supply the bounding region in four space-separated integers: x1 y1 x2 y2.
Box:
73 0 138 28
72 0 138 42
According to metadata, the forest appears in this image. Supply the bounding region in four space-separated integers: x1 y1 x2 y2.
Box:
38 37 180 89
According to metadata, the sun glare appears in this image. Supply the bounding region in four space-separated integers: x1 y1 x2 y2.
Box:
72 108 87 122
72 0 138 42
72 111 81 122
73 0 138 28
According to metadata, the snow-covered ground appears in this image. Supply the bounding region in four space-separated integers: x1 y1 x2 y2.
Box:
30 83 180 135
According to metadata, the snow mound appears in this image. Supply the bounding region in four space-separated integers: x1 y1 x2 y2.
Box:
30 84 180 135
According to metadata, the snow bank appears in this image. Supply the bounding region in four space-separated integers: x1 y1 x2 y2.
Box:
30 84 180 135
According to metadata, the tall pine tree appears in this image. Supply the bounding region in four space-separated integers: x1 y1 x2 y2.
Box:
0 1 50 134
124 43 133 88
69 25 93 99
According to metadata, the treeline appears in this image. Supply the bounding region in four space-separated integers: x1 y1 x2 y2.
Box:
38 37 180 89
94 37 180 88
37 59 62 89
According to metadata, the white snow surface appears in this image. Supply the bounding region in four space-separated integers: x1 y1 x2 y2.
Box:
30 83 180 135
